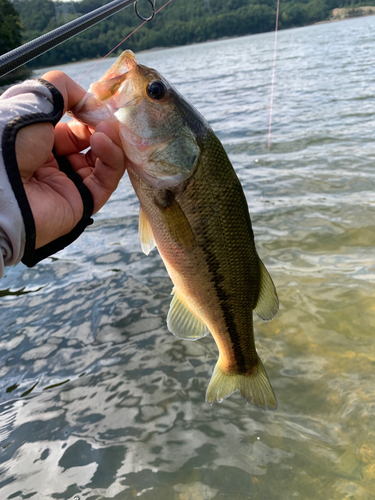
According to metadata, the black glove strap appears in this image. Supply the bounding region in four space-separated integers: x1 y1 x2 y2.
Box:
21 155 94 267
1 78 94 268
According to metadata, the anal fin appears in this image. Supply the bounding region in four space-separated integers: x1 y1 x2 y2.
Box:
167 288 210 341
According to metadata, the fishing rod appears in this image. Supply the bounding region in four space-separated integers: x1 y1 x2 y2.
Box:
0 0 155 79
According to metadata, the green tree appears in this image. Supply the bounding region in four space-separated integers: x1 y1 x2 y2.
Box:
10 0 375 68
0 0 23 55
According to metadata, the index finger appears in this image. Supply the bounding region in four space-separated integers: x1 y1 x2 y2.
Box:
42 70 94 156
42 70 86 114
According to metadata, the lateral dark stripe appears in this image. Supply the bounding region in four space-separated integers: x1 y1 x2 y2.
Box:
199 137 246 371
203 245 247 372
199 133 259 373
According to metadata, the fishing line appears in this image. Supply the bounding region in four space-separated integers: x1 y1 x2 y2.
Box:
78 0 175 82
267 0 280 150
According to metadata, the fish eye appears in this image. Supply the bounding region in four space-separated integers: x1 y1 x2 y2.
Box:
146 80 166 100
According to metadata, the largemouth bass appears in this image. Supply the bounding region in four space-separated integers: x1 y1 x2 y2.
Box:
72 50 279 410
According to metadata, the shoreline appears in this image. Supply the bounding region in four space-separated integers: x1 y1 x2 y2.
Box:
3 7 375 79
317 5 375 24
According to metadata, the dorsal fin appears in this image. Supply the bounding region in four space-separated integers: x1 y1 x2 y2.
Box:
254 259 279 321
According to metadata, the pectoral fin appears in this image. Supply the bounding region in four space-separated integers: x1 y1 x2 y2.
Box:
167 288 210 340
155 192 195 250
139 206 156 255
254 259 279 321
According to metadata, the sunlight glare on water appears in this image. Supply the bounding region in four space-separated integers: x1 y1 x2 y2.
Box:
2 15 375 500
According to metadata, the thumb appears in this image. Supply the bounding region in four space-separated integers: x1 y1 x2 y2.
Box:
15 123 55 181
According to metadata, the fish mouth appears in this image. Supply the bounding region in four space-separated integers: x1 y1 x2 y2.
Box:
89 50 140 103
111 49 138 73
89 70 138 105
99 50 137 81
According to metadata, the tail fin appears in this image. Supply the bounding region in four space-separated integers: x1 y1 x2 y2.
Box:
205 355 277 410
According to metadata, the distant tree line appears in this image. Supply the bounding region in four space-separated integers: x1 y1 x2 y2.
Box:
0 0 23 54
2 0 375 68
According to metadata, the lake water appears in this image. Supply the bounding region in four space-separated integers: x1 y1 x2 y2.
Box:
1 14 375 500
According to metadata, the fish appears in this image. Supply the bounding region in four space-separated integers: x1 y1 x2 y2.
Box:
72 50 279 410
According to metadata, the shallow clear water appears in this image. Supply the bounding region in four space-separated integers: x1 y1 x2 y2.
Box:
2 15 375 500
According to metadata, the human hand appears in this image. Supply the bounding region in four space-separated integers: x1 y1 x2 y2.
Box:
15 70 126 249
